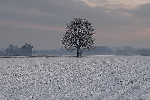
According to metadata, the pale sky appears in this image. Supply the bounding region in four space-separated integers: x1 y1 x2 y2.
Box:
0 0 150 50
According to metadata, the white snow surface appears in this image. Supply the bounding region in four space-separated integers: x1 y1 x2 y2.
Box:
0 55 150 100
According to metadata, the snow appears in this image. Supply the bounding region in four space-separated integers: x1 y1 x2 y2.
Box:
0 56 150 100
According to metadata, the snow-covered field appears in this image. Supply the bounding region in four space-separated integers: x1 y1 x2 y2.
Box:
0 55 150 100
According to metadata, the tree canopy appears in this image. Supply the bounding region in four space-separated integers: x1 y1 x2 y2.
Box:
61 18 96 57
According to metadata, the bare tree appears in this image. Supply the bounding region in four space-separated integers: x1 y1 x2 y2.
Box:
61 18 96 57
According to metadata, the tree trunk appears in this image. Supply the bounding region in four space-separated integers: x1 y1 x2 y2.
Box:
77 44 80 57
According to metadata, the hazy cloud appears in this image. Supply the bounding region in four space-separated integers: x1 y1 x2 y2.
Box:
81 0 150 9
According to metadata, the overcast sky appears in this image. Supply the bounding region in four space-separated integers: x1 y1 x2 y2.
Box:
0 0 150 50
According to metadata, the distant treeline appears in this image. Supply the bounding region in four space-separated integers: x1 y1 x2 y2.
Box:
0 43 33 56
33 46 150 56
1 45 150 56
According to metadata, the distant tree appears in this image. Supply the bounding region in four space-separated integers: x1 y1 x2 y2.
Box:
61 18 96 57
5 45 15 56
5 45 22 56
115 49 125 55
21 43 33 56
